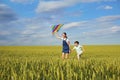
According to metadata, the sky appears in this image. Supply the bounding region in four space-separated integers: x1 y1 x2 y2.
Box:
0 0 120 45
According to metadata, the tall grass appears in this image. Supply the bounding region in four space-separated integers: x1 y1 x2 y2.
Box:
0 45 120 80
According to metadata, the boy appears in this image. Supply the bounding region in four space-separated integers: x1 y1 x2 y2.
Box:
72 41 84 60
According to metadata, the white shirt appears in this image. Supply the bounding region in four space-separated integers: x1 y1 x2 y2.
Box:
61 38 69 43
73 45 83 54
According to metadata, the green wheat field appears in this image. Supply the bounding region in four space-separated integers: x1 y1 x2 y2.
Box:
0 45 120 80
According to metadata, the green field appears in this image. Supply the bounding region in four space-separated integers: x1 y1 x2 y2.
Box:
0 45 120 80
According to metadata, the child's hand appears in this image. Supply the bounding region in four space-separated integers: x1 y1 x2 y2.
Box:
69 49 71 53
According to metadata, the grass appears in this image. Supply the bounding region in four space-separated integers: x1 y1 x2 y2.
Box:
0 45 120 80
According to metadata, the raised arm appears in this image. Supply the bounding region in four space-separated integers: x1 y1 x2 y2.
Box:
54 32 62 39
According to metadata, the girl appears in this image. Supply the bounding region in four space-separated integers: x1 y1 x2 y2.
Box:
55 32 70 59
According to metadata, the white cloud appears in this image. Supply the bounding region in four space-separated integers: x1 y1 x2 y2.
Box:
63 21 88 29
36 0 115 13
36 0 71 13
97 5 113 10
0 31 11 36
0 4 18 23
104 5 113 9
111 26 120 32
0 0 119 45
21 30 35 35
10 0 34 4
0 14 120 45
63 15 120 29
82 26 120 37
96 15 120 22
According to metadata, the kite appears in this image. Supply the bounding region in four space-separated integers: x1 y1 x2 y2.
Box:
51 24 64 34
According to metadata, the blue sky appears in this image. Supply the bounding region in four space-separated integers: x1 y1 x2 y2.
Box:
0 0 120 45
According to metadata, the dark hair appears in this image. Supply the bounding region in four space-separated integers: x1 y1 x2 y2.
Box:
63 32 67 38
74 41 79 44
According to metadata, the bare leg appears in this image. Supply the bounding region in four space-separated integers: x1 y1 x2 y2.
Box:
65 53 69 59
77 54 80 60
62 53 65 59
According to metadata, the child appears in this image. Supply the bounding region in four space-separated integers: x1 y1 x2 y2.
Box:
72 41 84 60
55 32 70 59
